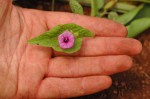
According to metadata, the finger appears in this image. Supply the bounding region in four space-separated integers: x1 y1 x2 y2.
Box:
45 12 127 37
47 55 132 77
37 76 112 98
54 37 142 57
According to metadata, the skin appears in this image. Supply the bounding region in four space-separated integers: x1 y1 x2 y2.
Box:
0 0 142 99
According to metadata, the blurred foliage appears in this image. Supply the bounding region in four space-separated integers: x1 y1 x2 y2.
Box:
13 0 150 38
64 0 150 38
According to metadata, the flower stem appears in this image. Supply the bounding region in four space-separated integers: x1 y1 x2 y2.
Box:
51 0 55 11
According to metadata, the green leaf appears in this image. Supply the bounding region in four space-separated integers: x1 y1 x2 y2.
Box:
104 0 117 10
127 0 150 3
69 0 84 15
127 18 150 38
51 38 82 53
60 23 94 37
63 38 82 53
28 23 94 54
115 4 144 25
134 4 150 19
91 0 105 17
28 35 51 47
60 0 91 6
77 0 91 6
97 0 105 10
28 25 63 47
108 11 119 20
114 2 137 11
111 8 128 13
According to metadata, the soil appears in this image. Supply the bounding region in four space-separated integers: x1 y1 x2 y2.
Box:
13 0 150 99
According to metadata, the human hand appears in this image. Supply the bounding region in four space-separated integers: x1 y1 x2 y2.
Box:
0 1 142 98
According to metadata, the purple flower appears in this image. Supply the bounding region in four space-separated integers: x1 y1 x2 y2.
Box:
58 31 75 49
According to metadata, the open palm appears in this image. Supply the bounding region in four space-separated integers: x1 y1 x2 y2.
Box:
0 1 142 99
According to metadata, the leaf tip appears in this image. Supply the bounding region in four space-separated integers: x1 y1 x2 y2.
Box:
27 39 38 45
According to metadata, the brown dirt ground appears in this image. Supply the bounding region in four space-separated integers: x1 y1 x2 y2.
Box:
13 0 150 99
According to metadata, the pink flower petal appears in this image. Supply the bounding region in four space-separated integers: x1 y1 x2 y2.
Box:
58 31 75 49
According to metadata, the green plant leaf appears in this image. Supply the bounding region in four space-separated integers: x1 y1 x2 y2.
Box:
113 2 137 11
97 0 105 10
28 23 94 53
63 38 82 53
104 0 117 10
77 0 91 6
28 25 63 47
60 23 94 37
60 0 91 6
127 0 150 3
50 38 83 53
91 0 105 17
115 4 144 25
108 11 119 20
134 4 150 19
69 0 84 14
127 18 150 38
